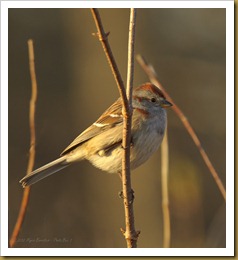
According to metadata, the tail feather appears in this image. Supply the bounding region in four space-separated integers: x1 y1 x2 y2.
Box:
19 156 69 187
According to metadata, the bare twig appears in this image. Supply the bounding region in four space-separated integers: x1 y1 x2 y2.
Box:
91 8 139 247
161 129 171 248
10 39 38 247
90 9 128 112
136 55 226 201
120 8 139 248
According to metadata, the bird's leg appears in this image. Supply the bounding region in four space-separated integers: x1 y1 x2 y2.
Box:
118 172 122 180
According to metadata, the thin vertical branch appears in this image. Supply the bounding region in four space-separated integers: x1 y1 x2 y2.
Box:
121 8 139 248
136 55 226 201
126 9 136 100
91 9 139 247
90 9 128 112
161 129 171 248
9 39 38 247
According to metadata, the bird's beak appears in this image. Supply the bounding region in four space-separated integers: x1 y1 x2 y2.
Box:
161 99 173 108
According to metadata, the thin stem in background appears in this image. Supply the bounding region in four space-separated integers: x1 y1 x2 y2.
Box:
161 129 171 248
136 55 226 201
9 39 38 247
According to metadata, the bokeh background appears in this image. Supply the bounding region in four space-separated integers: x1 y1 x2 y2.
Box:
8 8 226 248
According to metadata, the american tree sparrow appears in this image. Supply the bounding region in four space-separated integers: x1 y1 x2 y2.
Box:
20 83 172 187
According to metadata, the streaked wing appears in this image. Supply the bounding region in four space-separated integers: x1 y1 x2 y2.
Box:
61 98 123 155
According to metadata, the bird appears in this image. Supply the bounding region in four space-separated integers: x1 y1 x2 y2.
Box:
19 83 172 187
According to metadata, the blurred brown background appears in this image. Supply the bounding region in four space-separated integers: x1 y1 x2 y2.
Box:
8 8 226 248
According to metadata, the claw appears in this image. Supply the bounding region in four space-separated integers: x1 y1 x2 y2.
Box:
118 189 135 204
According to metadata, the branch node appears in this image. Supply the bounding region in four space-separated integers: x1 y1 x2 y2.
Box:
120 229 141 241
120 228 126 235
92 31 110 41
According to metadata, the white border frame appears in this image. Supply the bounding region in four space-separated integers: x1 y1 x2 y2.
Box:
1 1 234 257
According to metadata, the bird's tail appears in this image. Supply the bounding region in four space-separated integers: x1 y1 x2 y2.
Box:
19 156 69 187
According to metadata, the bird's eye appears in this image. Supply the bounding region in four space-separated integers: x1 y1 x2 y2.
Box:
150 97 156 103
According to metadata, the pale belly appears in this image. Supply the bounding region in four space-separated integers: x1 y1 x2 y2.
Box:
87 125 165 174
